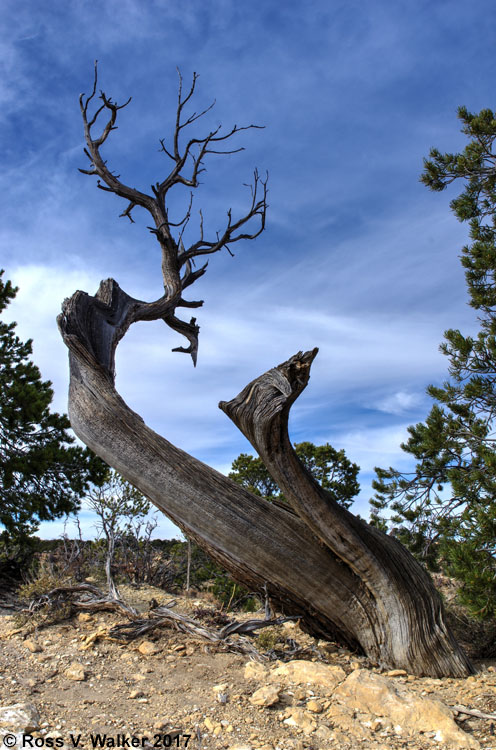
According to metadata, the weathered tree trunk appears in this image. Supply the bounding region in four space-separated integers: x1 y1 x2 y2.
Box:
185 537 191 593
58 279 474 677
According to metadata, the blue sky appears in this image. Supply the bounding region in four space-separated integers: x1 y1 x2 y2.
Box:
2 0 495 539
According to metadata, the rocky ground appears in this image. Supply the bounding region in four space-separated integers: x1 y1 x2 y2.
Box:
1 585 496 750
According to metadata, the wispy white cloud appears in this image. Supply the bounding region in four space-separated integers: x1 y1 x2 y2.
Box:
372 391 423 416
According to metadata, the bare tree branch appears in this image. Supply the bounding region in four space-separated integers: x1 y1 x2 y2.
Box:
78 63 267 364
180 169 268 264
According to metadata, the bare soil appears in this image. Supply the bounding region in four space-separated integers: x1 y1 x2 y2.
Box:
1 585 496 750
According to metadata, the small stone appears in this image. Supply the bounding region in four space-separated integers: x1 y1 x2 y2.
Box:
138 641 158 656
283 708 317 734
64 663 86 681
128 690 144 699
306 699 323 713
204 717 221 733
24 640 43 653
249 685 281 707
386 669 407 677
153 721 166 730
213 683 229 693
78 626 108 651
78 613 93 623
131 673 147 682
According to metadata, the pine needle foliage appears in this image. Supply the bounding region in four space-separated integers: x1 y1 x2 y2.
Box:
0 271 105 540
371 107 496 617
230 441 360 509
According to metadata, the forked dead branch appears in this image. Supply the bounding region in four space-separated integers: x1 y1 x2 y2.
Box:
58 66 474 677
78 62 267 365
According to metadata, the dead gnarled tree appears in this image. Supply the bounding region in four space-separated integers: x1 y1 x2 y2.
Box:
58 65 474 677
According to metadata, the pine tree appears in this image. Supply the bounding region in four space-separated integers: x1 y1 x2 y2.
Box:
371 107 496 617
230 441 360 509
0 271 105 540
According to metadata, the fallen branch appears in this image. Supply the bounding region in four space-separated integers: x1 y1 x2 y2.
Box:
107 604 297 660
20 579 299 660
23 584 139 621
219 614 298 637
451 704 496 721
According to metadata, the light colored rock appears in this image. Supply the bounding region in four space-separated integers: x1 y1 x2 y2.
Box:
24 640 42 653
306 699 323 713
213 683 228 693
131 673 147 682
213 683 229 702
292 688 306 700
128 690 144 699
138 640 158 655
270 660 346 689
387 669 407 677
249 684 281 707
283 708 317 734
78 626 108 650
244 661 269 680
77 613 93 623
333 669 480 749
228 745 253 750
0 702 41 733
204 717 222 734
64 662 86 681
